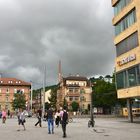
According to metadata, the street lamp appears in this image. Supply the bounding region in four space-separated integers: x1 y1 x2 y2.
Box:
30 81 33 113
89 81 96 127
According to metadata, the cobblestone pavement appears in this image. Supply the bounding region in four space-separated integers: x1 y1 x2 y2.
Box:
0 117 140 140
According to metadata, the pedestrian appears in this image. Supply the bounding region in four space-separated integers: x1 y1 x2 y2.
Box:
17 108 26 131
60 106 68 138
55 110 60 127
47 106 54 134
35 109 42 127
7 110 10 118
2 109 7 123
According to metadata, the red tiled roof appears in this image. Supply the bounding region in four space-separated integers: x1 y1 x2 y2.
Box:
0 77 31 86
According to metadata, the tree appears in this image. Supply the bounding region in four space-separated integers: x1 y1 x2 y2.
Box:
48 85 57 109
63 97 68 108
12 93 26 110
91 74 125 114
71 101 79 112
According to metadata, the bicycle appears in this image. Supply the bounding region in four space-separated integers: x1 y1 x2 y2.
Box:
68 117 73 123
88 119 95 127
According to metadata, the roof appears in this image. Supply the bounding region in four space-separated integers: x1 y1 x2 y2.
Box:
0 77 31 86
63 76 88 81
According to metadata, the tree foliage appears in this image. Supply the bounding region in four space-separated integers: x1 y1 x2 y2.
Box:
71 101 79 111
12 93 26 110
48 85 57 109
90 74 125 108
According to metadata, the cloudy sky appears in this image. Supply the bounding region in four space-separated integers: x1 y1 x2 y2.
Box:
0 0 115 88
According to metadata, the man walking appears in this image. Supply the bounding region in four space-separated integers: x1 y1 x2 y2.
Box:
47 106 54 134
60 106 68 138
35 109 42 127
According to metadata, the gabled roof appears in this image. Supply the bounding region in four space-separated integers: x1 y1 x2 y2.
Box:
0 77 31 86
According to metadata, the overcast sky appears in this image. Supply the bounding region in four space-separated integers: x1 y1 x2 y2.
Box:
0 0 115 88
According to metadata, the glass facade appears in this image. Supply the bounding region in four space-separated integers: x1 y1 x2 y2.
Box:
115 9 136 36
114 0 132 16
116 65 140 89
116 32 138 56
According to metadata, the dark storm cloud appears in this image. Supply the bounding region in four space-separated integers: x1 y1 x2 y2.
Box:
0 0 115 87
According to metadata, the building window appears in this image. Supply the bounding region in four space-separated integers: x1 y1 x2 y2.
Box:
128 67 137 87
116 32 138 56
137 65 140 84
6 88 9 93
116 65 140 89
114 0 132 16
69 97 73 101
115 9 136 36
14 89 17 93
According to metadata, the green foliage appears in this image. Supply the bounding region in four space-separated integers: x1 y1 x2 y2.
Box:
71 101 79 111
48 85 57 109
91 74 125 108
12 93 26 110
63 97 68 108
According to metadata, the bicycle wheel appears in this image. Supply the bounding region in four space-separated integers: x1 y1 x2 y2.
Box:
69 118 73 123
88 120 91 128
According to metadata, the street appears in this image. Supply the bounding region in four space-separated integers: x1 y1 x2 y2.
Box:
0 117 140 140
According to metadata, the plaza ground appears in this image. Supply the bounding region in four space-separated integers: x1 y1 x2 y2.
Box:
0 117 140 140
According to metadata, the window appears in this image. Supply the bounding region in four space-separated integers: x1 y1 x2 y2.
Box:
115 9 136 36
116 32 138 56
0 88 1 93
14 89 17 93
75 89 79 93
69 97 73 101
128 67 137 86
137 65 140 84
6 88 9 93
116 64 140 89
114 0 132 16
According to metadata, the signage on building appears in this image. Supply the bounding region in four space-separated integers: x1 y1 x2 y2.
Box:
117 54 136 66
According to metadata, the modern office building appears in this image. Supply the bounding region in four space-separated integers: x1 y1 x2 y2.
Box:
0 77 31 112
112 0 140 121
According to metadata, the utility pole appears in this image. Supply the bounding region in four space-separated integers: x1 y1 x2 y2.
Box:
42 65 46 117
30 81 33 113
90 81 94 127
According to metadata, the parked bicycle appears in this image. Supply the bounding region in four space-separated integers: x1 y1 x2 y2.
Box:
68 117 73 123
88 119 95 127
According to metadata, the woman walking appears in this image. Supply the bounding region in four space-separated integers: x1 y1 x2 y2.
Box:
2 109 7 123
17 108 26 131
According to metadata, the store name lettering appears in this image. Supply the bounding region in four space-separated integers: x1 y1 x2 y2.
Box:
117 54 136 66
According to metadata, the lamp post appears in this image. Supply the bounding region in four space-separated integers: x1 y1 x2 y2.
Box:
30 81 33 113
90 81 95 127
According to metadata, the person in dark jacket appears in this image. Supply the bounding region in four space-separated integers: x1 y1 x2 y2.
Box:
35 109 42 127
60 106 68 138
47 107 54 134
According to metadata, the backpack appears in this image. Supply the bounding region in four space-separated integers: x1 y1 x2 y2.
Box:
62 111 68 123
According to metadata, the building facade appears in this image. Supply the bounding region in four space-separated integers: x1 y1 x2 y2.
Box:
112 0 140 99
0 78 31 111
57 75 91 112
